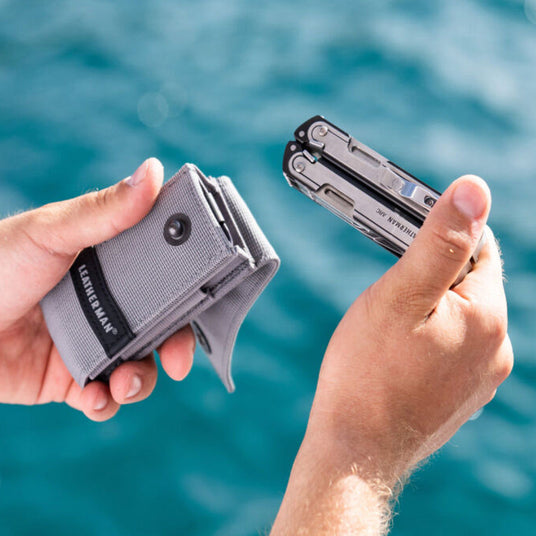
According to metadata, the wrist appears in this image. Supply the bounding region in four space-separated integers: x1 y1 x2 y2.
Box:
304 390 421 491
302 423 406 494
271 422 401 536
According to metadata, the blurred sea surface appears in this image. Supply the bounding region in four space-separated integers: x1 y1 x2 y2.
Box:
1 1 535 534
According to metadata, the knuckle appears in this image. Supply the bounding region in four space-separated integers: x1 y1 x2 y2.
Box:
479 336 514 389
497 356 514 384
489 312 508 343
462 294 508 347
94 187 112 212
461 303 511 386
93 186 123 235
431 226 473 265
474 307 508 346
19 205 71 257
492 345 514 385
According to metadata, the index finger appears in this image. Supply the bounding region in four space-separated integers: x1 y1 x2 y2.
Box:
158 325 196 381
453 226 506 310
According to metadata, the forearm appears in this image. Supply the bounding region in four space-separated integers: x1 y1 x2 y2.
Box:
271 426 404 536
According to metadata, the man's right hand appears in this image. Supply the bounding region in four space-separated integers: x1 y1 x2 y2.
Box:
272 175 513 535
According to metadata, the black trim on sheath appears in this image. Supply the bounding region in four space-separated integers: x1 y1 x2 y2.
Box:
70 247 135 358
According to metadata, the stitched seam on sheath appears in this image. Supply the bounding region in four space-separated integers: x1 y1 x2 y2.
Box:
204 262 252 295
131 263 250 358
132 295 212 357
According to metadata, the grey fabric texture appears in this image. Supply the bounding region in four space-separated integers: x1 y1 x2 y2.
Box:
40 164 280 391
195 176 280 391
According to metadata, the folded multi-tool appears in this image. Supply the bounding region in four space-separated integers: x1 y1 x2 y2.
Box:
283 115 483 282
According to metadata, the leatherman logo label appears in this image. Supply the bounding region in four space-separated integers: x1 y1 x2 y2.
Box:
78 265 119 336
70 247 135 359
387 216 416 239
376 207 417 239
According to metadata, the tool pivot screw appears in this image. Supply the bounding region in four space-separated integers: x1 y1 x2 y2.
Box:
424 196 436 208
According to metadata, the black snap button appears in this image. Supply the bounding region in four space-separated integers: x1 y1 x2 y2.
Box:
164 214 191 245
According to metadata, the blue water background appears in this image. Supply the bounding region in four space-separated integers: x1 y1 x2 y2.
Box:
1 0 535 534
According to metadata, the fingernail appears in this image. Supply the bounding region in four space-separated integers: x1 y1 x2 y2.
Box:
126 375 142 399
124 160 149 187
452 179 489 221
94 393 108 412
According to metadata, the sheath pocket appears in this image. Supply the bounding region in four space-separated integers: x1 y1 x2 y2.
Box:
41 164 279 390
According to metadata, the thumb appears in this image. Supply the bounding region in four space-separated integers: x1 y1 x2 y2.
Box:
0 158 163 328
29 157 164 256
382 174 491 320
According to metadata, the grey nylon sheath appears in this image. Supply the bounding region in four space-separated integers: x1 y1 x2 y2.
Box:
40 164 280 392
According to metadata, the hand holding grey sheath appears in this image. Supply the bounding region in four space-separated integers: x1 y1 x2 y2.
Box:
40 164 280 392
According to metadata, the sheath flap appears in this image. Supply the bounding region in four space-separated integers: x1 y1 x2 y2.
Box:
193 176 280 392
